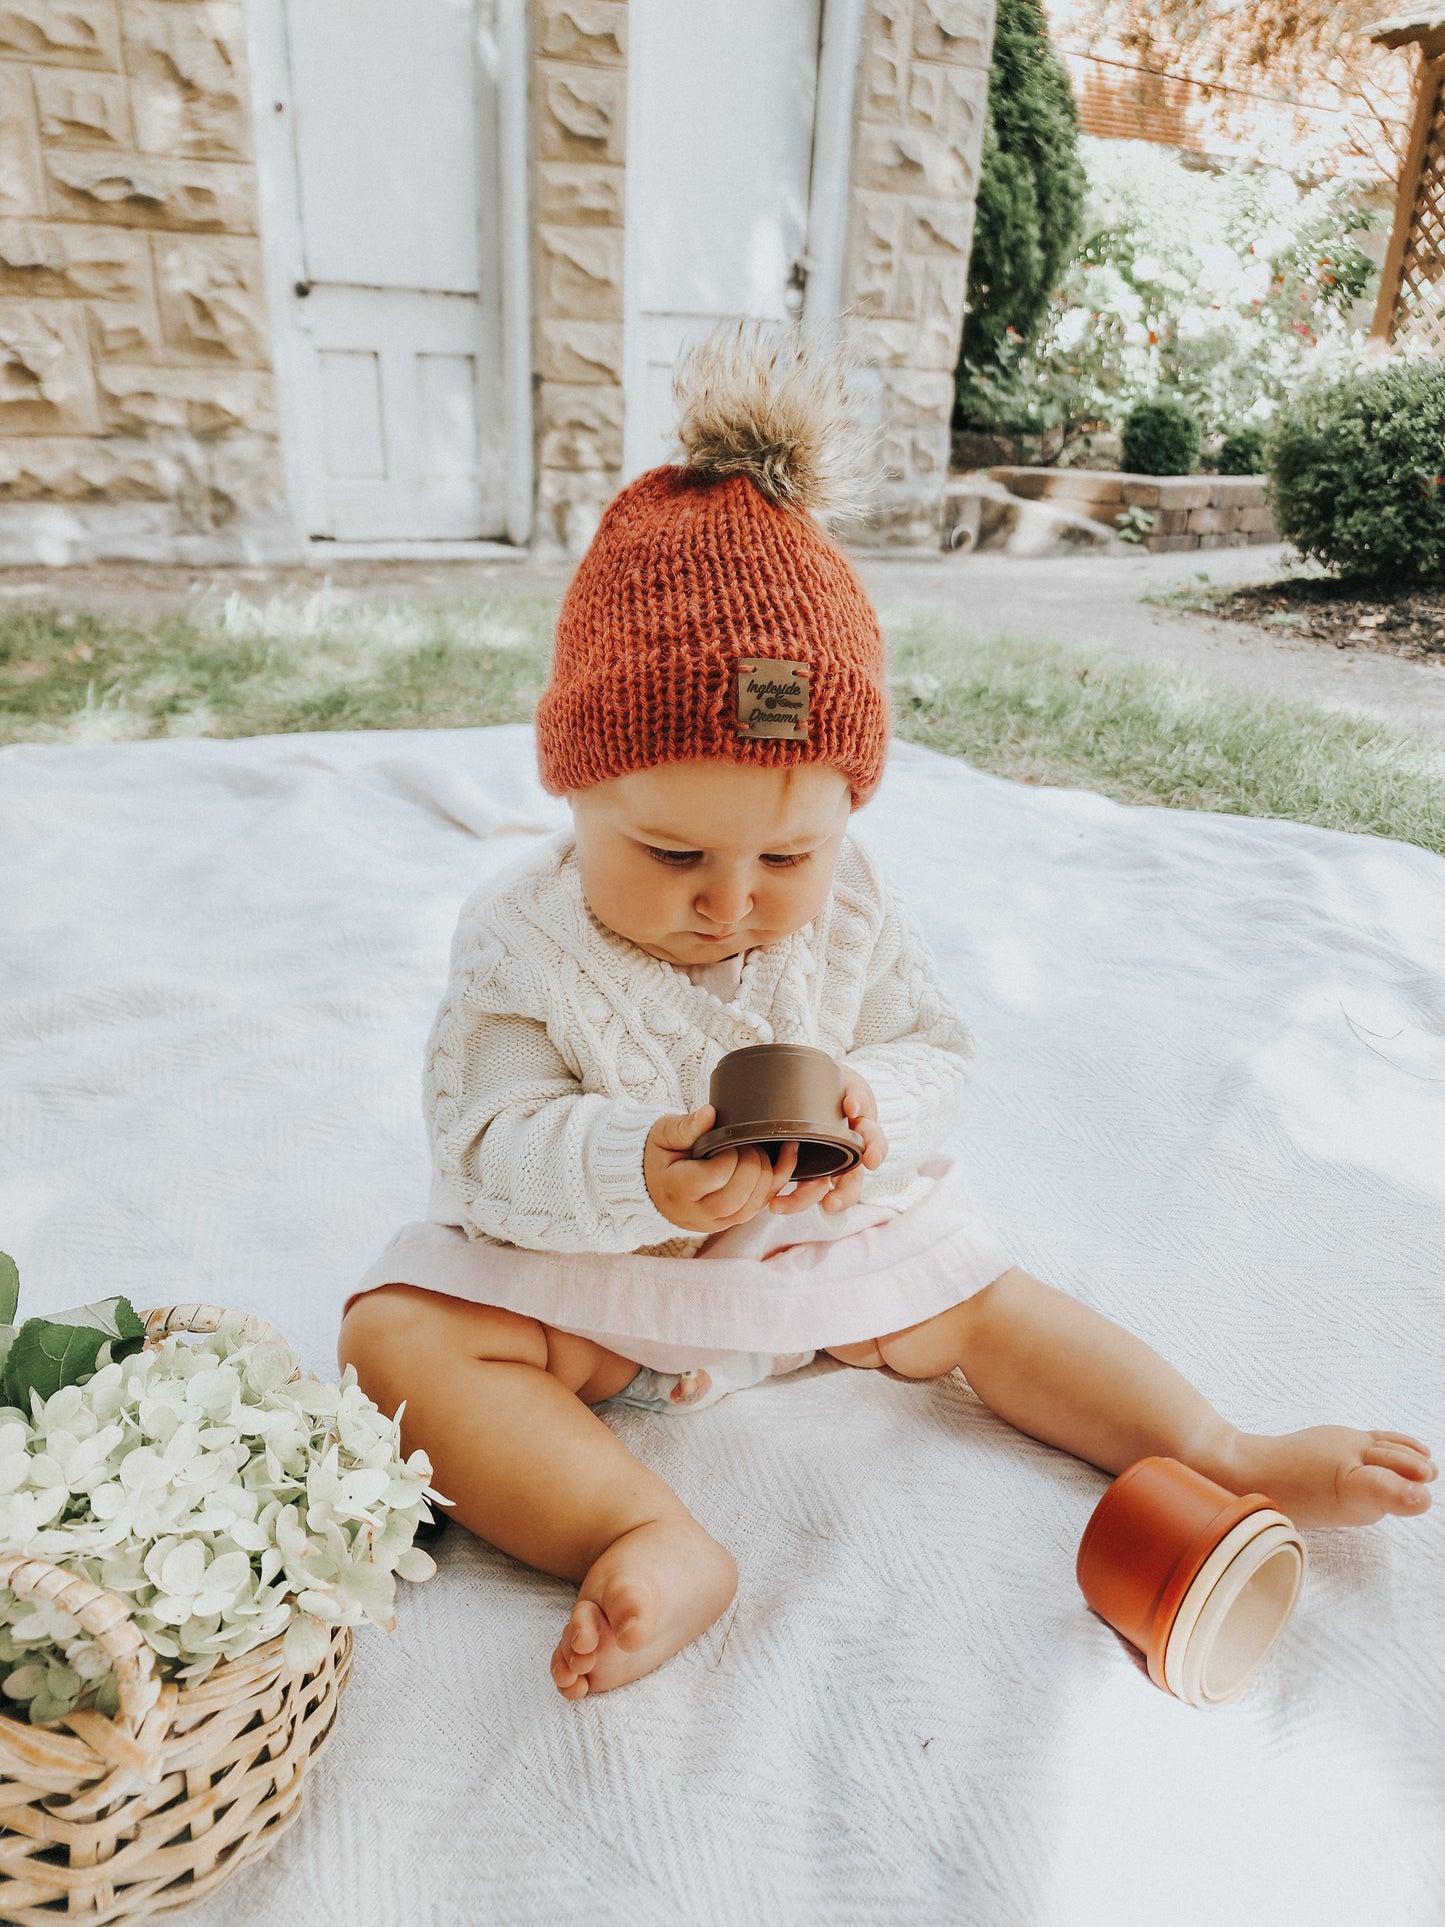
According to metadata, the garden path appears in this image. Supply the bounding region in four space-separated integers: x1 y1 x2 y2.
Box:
861 545 1445 743
3 542 1441 742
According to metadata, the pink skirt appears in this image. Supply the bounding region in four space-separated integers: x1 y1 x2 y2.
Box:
347 1155 1014 1373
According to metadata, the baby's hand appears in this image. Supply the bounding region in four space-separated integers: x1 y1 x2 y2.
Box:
767 1066 887 1218
644 1106 800 1235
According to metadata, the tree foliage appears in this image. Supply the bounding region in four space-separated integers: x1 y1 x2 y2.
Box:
956 142 1380 451
960 0 1087 369
1071 0 1415 175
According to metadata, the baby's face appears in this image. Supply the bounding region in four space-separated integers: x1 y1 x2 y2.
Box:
569 760 851 967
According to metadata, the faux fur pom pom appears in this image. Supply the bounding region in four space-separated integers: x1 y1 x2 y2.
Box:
671 320 874 517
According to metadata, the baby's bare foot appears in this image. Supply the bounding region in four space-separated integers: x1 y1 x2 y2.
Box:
549 1515 737 1700
1229 1426 1436 1529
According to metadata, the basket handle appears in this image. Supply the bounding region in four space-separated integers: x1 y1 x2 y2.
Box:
0 1307 303 1782
0 1553 161 1746
142 1301 296 1359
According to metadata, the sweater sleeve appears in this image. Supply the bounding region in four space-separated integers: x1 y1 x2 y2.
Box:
840 865 977 1192
424 940 682 1255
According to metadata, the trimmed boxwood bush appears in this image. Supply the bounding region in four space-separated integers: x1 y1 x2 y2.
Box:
1269 361 1445 579
1218 427 1266 476
1122 399 1201 476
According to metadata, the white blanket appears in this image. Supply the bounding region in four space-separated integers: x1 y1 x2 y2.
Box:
1 725 1441 1927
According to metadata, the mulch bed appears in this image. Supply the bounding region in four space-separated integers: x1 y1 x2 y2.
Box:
1205 577 1445 663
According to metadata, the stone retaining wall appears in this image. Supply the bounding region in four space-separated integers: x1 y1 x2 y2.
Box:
0 0 290 564
987 466 1278 552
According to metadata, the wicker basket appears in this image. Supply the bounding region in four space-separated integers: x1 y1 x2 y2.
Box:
0 1304 356 1923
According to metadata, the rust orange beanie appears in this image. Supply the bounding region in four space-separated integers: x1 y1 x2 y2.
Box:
534 326 890 807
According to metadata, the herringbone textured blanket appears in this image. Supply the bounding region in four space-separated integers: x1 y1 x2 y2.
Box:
1 725 1440 1926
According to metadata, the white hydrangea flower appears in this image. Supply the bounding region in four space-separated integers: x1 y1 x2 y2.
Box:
0 1326 443 1725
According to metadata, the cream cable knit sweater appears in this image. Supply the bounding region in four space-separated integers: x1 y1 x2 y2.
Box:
423 832 976 1258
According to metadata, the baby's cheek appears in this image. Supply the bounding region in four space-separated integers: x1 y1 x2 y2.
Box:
769 849 838 920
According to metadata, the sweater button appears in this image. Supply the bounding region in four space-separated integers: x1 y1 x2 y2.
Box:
732 1024 755 1046
619 1047 652 1089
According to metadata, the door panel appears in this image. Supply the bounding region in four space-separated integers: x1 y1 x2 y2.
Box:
623 0 822 479
417 356 480 479
301 285 484 539
277 0 503 538
318 351 385 480
287 0 479 293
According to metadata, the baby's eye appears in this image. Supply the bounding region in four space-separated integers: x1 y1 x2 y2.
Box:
644 846 701 866
761 852 809 868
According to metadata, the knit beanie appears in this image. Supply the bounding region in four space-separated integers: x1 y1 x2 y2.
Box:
534 324 890 807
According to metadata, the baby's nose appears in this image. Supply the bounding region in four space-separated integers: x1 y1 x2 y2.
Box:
696 877 752 925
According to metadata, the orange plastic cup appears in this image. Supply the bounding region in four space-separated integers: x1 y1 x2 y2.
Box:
1076 1456 1305 1708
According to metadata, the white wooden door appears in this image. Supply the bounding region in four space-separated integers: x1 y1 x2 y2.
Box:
275 0 505 539
622 0 823 480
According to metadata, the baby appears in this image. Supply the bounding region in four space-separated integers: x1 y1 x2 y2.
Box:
339 326 1434 1700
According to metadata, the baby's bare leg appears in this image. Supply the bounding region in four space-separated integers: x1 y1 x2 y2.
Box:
339 1285 737 1697
829 1268 1436 1530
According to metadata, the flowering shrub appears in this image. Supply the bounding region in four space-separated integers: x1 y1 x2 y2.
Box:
956 139 1380 455
0 1258 441 1725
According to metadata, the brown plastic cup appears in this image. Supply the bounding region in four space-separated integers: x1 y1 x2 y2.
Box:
691 1044 864 1179
1076 1456 1306 1708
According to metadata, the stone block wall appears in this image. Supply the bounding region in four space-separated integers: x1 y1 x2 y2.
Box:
0 0 291 563
839 0 994 546
988 467 1279 552
528 0 994 557
530 0 628 557
1119 474 1278 552
0 0 993 564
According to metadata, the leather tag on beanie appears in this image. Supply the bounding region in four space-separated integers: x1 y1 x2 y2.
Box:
736 659 811 740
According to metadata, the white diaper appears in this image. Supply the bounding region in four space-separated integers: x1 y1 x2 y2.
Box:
603 1350 818 1415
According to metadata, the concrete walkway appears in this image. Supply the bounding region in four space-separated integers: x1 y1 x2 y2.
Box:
858 543 1445 743
4 540 1442 742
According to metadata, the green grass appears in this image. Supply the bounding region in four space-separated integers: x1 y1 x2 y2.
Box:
886 609 1445 852
0 590 555 746
1144 580 1234 616
1146 581 1308 629
2 588 1442 854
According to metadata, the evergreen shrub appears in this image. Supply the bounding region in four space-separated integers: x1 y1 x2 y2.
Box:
1269 361 1445 579
1218 427 1267 475
957 0 1085 374
1122 400 1201 476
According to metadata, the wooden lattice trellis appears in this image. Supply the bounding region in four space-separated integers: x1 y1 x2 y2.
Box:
1372 13 1445 349
1384 64 1445 347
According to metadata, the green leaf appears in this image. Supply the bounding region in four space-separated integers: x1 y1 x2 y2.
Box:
0 1255 17 1328
39 1296 140 1340
0 1321 113 1409
29 1297 147 1364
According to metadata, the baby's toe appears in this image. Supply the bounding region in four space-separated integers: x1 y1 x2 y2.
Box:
550 1647 589 1699
568 1599 606 1656
1343 1462 1433 1522
598 1582 651 1652
562 1599 607 1668
551 1599 609 1698
1364 1437 1437 1479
